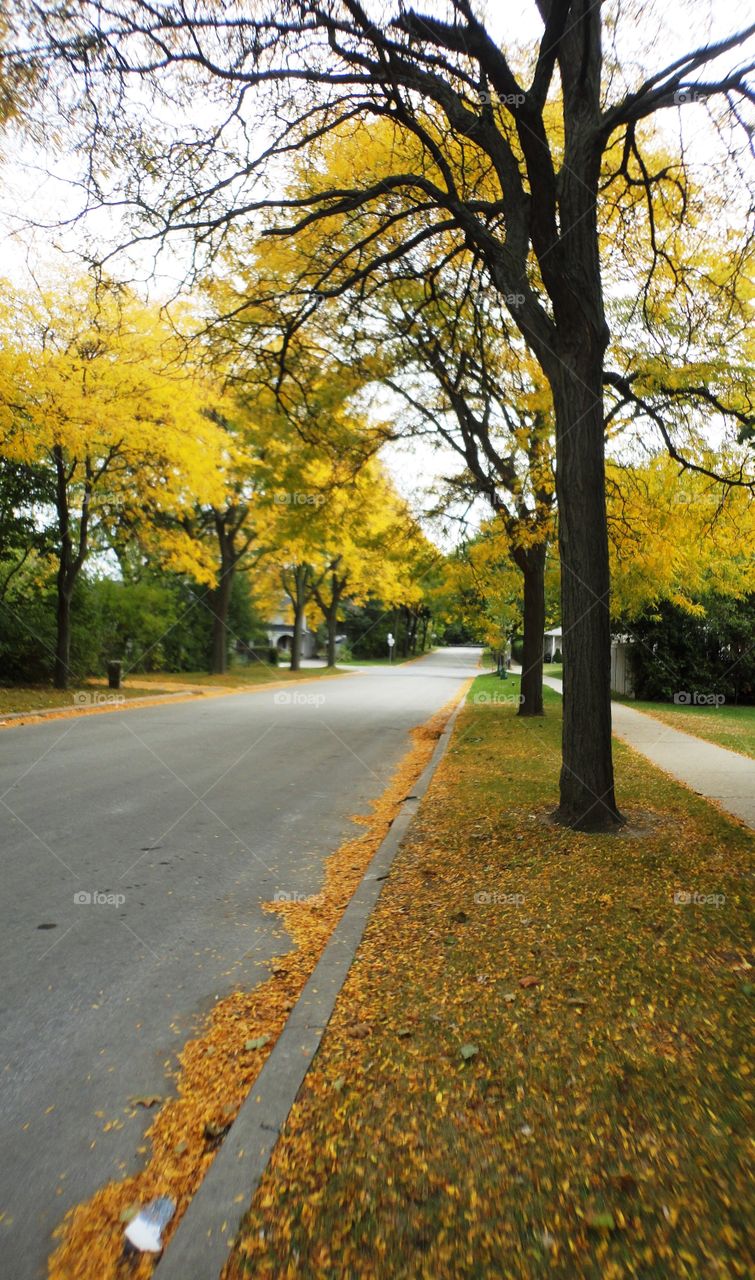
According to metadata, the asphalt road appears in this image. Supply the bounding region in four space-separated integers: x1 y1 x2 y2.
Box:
0 647 480 1279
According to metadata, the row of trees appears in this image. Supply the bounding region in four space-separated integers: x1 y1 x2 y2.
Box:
0 276 440 687
3 1 755 826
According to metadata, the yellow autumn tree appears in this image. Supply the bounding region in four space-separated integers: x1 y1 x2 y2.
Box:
0 275 227 687
608 455 755 620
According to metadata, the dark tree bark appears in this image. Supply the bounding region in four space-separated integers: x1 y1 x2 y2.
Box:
550 348 620 828
52 446 91 690
291 595 305 671
54 587 72 691
314 568 347 668
210 563 234 675
208 506 255 675
209 513 235 676
512 542 547 717
282 563 312 672
419 612 429 653
400 606 411 659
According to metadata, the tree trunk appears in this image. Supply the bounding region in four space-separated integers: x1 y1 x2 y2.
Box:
535 49 622 831
54 589 72 690
551 352 622 830
290 565 309 672
291 600 304 671
513 542 546 717
52 446 88 692
210 566 234 675
401 606 410 658
326 601 338 667
419 614 429 652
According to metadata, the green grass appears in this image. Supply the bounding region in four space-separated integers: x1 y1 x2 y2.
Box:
614 697 755 760
230 670 752 1280
541 666 753 759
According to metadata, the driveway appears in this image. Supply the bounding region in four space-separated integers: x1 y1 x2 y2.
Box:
0 647 480 1278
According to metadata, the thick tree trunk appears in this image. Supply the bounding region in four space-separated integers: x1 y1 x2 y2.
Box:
513 542 546 717
400 606 410 658
551 352 622 830
52 447 86 692
291 601 304 671
419 614 429 652
314 572 345 668
210 566 234 675
326 602 338 667
54 589 72 690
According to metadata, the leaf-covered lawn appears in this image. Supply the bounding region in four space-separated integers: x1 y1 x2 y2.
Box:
0 683 172 714
618 700 755 760
227 673 752 1280
0 666 346 716
127 665 347 688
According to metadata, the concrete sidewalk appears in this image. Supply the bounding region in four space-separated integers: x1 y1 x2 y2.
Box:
543 675 755 830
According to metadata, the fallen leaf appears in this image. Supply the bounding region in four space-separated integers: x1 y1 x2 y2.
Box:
244 1036 270 1052
204 1120 231 1141
585 1210 616 1231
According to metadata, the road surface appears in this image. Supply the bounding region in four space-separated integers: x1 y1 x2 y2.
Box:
0 648 480 1278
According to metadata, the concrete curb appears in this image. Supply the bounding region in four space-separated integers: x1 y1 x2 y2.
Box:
154 681 472 1280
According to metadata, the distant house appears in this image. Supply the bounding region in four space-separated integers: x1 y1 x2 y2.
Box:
543 626 562 661
265 610 318 659
610 637 635 697
543 624 636 696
